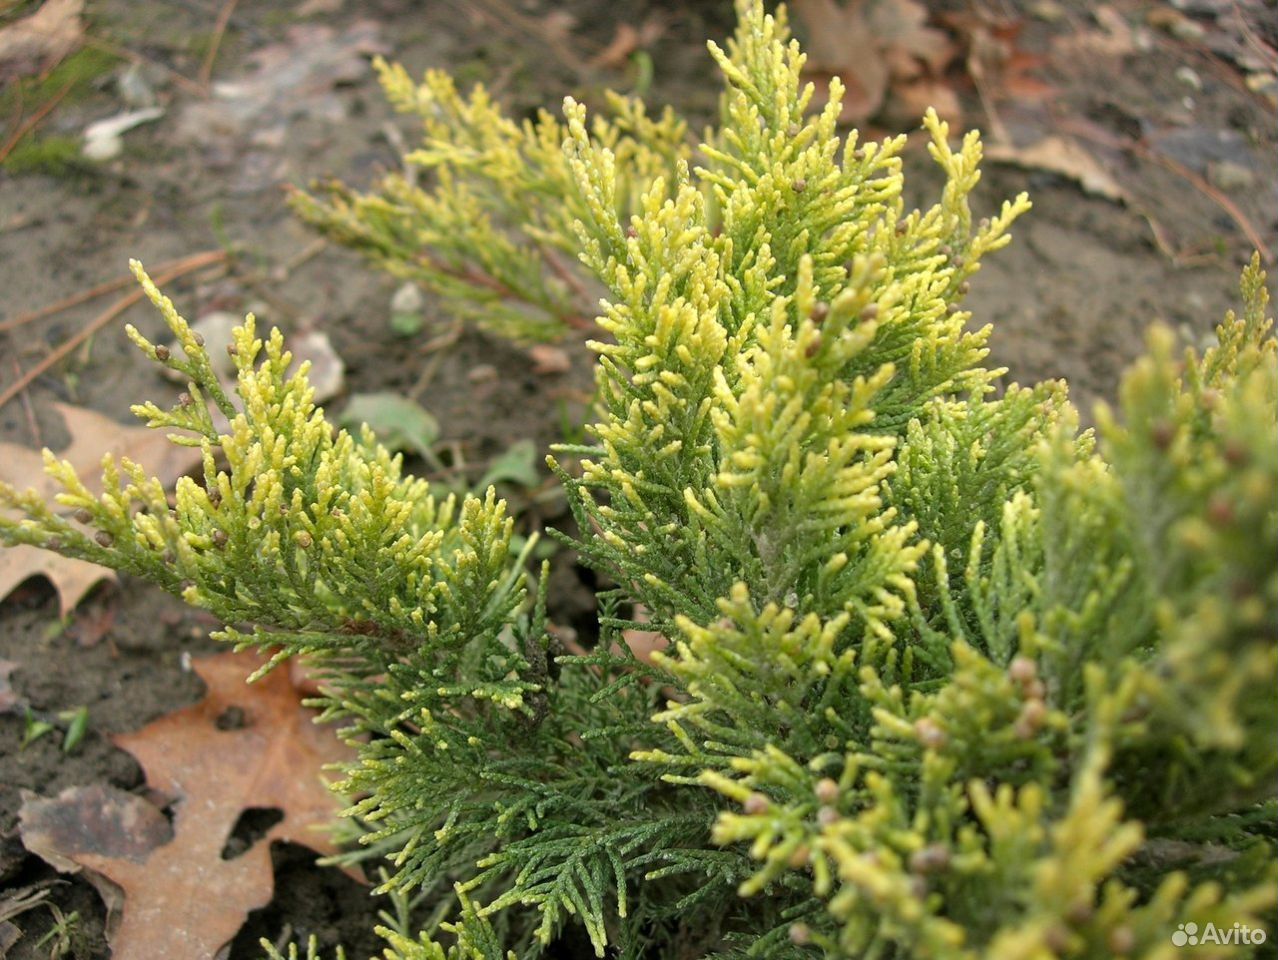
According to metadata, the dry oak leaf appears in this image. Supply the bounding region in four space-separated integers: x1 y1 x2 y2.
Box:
20 650 356 960
0 401 202 616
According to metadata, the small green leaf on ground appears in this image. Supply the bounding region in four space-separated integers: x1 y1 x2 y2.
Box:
389 282 425 336
477 440 539 491
59 706 89 754
338 393 439 460
21 710 54 749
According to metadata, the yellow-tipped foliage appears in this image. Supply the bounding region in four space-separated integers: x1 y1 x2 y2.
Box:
2 3 1274 958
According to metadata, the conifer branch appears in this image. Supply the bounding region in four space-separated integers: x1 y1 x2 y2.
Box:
3 3 1274 958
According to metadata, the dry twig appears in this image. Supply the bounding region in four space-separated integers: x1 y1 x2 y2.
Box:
1060 119 1274 264
10 358 42 445
0 252 231 333
0 250 228 412
198 0 240 89
0 80 73 164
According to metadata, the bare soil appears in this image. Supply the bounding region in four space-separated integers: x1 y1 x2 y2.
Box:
1 0 1274 956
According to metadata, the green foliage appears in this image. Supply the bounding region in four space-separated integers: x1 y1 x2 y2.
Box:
337 392 442 464
0 134 82 176
0 46 120 177
3 2 1276 958
0 46 120 118
290 59 690 342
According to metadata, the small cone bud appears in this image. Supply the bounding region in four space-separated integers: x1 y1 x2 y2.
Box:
909 843 950 875
1008 656 1037 684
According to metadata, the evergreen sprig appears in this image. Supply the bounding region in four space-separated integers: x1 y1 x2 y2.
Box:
2 2 1274 958
290 60 689 342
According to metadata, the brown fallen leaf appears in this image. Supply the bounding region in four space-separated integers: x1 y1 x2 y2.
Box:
0 402 203 616
0 547 108 620
19 784 172 893
68 592 117 648
19 650 357 959
792 0 889 122
0 0 84 83
868 0 955 78
940 11 1055 144
622 604 668 668
792 0 957 124
986 135 1129 205
889 78 962 130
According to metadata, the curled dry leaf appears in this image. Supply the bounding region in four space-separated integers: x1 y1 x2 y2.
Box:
941 11 1055 112
889 79 961 130
18 783 173 917
82 107 166 162
18 650 356 960
986 135 1129 205
792 0 888 123
0 0 84 83
0 402 204 616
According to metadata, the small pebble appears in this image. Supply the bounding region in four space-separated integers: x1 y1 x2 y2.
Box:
1174 65 1201 91
1030 0 1064 21
1207 160 1255 192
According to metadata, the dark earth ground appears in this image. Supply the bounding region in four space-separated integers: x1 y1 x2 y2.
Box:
0 0 1274 956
